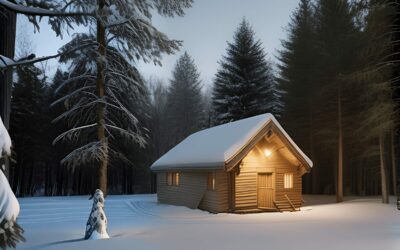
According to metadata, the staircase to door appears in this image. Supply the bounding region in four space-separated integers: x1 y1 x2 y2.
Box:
274 194 302 212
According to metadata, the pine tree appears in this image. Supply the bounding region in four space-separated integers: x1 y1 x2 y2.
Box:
166 52 204 145
46 0 193 195
53 33 149 192
312 0 360 201
212 19 278 124
148 78 170 158
277 0 317 193
9 63 50 196
348 0 398 203
1 0 193 195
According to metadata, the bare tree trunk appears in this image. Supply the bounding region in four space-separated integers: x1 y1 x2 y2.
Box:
309 99 317 194
337 86 343 202
96 0 108 195
379 132 389 203
391 129 397 196
28 162 35 196
357 164 362 195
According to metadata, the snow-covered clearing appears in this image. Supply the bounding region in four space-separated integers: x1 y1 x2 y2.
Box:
17 195 400 250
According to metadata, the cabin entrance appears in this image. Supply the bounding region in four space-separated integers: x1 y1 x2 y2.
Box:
257 173 274 209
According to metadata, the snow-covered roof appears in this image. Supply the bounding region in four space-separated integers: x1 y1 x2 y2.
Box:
150 113 313 171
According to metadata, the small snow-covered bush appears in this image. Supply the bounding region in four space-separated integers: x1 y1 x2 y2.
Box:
0 117 25 248
84 189 109 240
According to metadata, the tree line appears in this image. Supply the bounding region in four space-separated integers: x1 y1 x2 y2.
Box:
279 0 399 203
1 0 399 203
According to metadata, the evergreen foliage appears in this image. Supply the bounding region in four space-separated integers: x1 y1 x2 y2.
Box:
166 52 204 145
346 0 398 203
9 63 51 196
212 19 279 125
53 33 149 190
279 0 398 201
278 0 316 157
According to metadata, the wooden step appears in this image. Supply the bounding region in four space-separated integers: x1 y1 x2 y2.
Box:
274 195 301 212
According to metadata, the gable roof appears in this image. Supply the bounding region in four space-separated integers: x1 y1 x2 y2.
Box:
150 113 313 171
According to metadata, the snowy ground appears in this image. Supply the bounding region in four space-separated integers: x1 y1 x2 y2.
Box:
16 194 400 250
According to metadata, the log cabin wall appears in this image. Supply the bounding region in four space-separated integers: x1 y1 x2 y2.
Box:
157 172 208 209
234 136 303 212
198 171 229 213
157 170 230 212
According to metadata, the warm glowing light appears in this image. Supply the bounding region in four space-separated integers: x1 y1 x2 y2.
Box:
264 149 272 157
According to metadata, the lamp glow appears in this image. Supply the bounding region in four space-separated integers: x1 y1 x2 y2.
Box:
264 149 272 157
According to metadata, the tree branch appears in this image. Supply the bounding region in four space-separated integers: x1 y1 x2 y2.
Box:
0 42 97 70
0 0 93 17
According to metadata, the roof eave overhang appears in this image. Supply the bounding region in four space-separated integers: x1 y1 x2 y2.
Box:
225 122 273 172
224 120 313 173
150 162 225 172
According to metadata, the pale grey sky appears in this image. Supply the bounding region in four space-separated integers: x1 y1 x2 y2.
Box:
18 0 299 85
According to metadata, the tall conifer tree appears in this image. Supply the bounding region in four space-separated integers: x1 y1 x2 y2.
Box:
313 0 360 201
349 0 397 203
9 63 50 196
212 19 278 124
278 0 317 193
166 52 204 146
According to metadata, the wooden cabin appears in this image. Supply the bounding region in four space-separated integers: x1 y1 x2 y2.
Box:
150 114 313 213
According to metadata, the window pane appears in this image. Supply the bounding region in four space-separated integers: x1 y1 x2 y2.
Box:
167 173 172 186
208 172 216 190
284 173 293 189
212 173 216 190
175 173 180 186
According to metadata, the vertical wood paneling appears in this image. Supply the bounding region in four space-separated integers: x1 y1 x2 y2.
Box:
257 173 274 208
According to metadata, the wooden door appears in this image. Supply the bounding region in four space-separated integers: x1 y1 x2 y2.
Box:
257 173 274 209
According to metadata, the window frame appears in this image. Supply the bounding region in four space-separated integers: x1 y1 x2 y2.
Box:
166 172 180 186
284 173 294 189
207 172 216 191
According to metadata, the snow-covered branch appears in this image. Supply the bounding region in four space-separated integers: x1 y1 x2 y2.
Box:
0 42 97 71
0 0 93 16
53 123 97 145
0 54 60 70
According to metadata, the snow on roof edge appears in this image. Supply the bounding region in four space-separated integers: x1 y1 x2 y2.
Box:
150 114 313 171
151 162 225 171
269 116 313 168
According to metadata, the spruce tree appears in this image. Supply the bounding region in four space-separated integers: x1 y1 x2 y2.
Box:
166 52 204 145
313 0 360 201
277 0 317 193
348 0 397 203
9 63 50 196
53 34 149 191
212 19 278 124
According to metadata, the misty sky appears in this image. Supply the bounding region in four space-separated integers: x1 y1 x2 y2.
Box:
17 0 299 86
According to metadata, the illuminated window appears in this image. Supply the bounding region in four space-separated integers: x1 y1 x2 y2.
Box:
284 173 293 189
207 172 216 190
167 172 180 186
175 173 180 186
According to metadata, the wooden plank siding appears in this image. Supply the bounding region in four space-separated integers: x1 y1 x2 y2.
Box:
157 171 229 213
234 137 303 212
156 130 308 213
157 172 207 209
199 171 229 213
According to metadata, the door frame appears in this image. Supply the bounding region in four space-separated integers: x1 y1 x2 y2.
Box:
257 172 275 209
